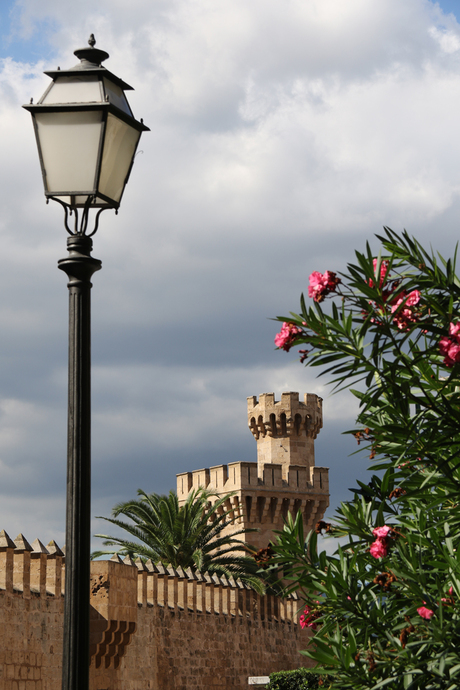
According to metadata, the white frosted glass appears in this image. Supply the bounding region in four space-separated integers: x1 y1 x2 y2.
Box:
35 111 103 194
98 114 140 203
41 76 102 104
103 78 132 115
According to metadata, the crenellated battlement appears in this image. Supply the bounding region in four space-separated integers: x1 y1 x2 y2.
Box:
177 462 328 496
1 528 301 644
247 392 323 472
247 392 322 441
0 529 301 623
133 558 300 622
177 461 329 549
0 529 65 597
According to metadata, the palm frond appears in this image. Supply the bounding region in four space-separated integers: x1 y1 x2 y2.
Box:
92 487 268 591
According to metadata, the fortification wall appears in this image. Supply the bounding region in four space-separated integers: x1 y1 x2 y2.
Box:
177 461 329 551
0 533 65 690
0 533 311 690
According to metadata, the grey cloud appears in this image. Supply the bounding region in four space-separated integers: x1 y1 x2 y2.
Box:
1 0 460 545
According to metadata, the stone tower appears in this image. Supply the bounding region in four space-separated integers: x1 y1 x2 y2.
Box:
176 392 329 552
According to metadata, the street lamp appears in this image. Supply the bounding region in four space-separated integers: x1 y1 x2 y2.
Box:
23 35 149 690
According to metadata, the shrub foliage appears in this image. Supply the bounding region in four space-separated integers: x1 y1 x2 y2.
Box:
271 229 460 689
265 668 330 689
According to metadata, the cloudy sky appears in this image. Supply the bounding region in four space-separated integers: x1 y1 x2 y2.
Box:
0 0 459 550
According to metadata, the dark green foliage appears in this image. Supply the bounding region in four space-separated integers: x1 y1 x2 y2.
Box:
271 230 460 689
265 668 331 689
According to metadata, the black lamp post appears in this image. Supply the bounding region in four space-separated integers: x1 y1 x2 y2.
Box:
23 35 149 690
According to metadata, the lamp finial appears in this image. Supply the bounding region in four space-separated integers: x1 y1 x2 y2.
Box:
74 35 109 65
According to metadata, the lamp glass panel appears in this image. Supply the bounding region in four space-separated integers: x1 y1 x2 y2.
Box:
98 113 140 203
103 78 132 115
35 110 103 194
41 76 102 104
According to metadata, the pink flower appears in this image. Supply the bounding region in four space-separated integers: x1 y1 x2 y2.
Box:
370 539 388 559
368 259 389 288
450 322 460 338
440 340 460 367
308 271 340 302
391 290 421 330
299 604 320 630
405 290 421 307
446 343 460 362
417 606 434 620
369 525 393 558
449 586 454 596
440 322 460 367
439 337 453 355
274 322 302 352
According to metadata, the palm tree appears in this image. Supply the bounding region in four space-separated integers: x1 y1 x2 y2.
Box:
93 488 265 592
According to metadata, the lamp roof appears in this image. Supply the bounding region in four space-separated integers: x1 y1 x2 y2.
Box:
44 34 134 92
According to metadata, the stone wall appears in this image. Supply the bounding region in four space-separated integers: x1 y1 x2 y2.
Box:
0 533 312 690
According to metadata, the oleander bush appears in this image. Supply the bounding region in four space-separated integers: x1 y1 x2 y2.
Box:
270 229 460 690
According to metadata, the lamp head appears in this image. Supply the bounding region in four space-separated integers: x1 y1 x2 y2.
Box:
23 35 149 215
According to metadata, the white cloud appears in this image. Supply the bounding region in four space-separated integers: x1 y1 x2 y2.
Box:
429 25 460 53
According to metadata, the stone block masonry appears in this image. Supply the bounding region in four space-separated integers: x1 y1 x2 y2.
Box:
177 392 330 551
0 532 65 690
0 531 312 690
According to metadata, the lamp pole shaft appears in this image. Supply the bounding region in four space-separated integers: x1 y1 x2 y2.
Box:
58 235 101 690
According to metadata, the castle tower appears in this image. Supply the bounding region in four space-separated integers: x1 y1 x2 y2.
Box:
176 392 329 552
248 392 322 476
